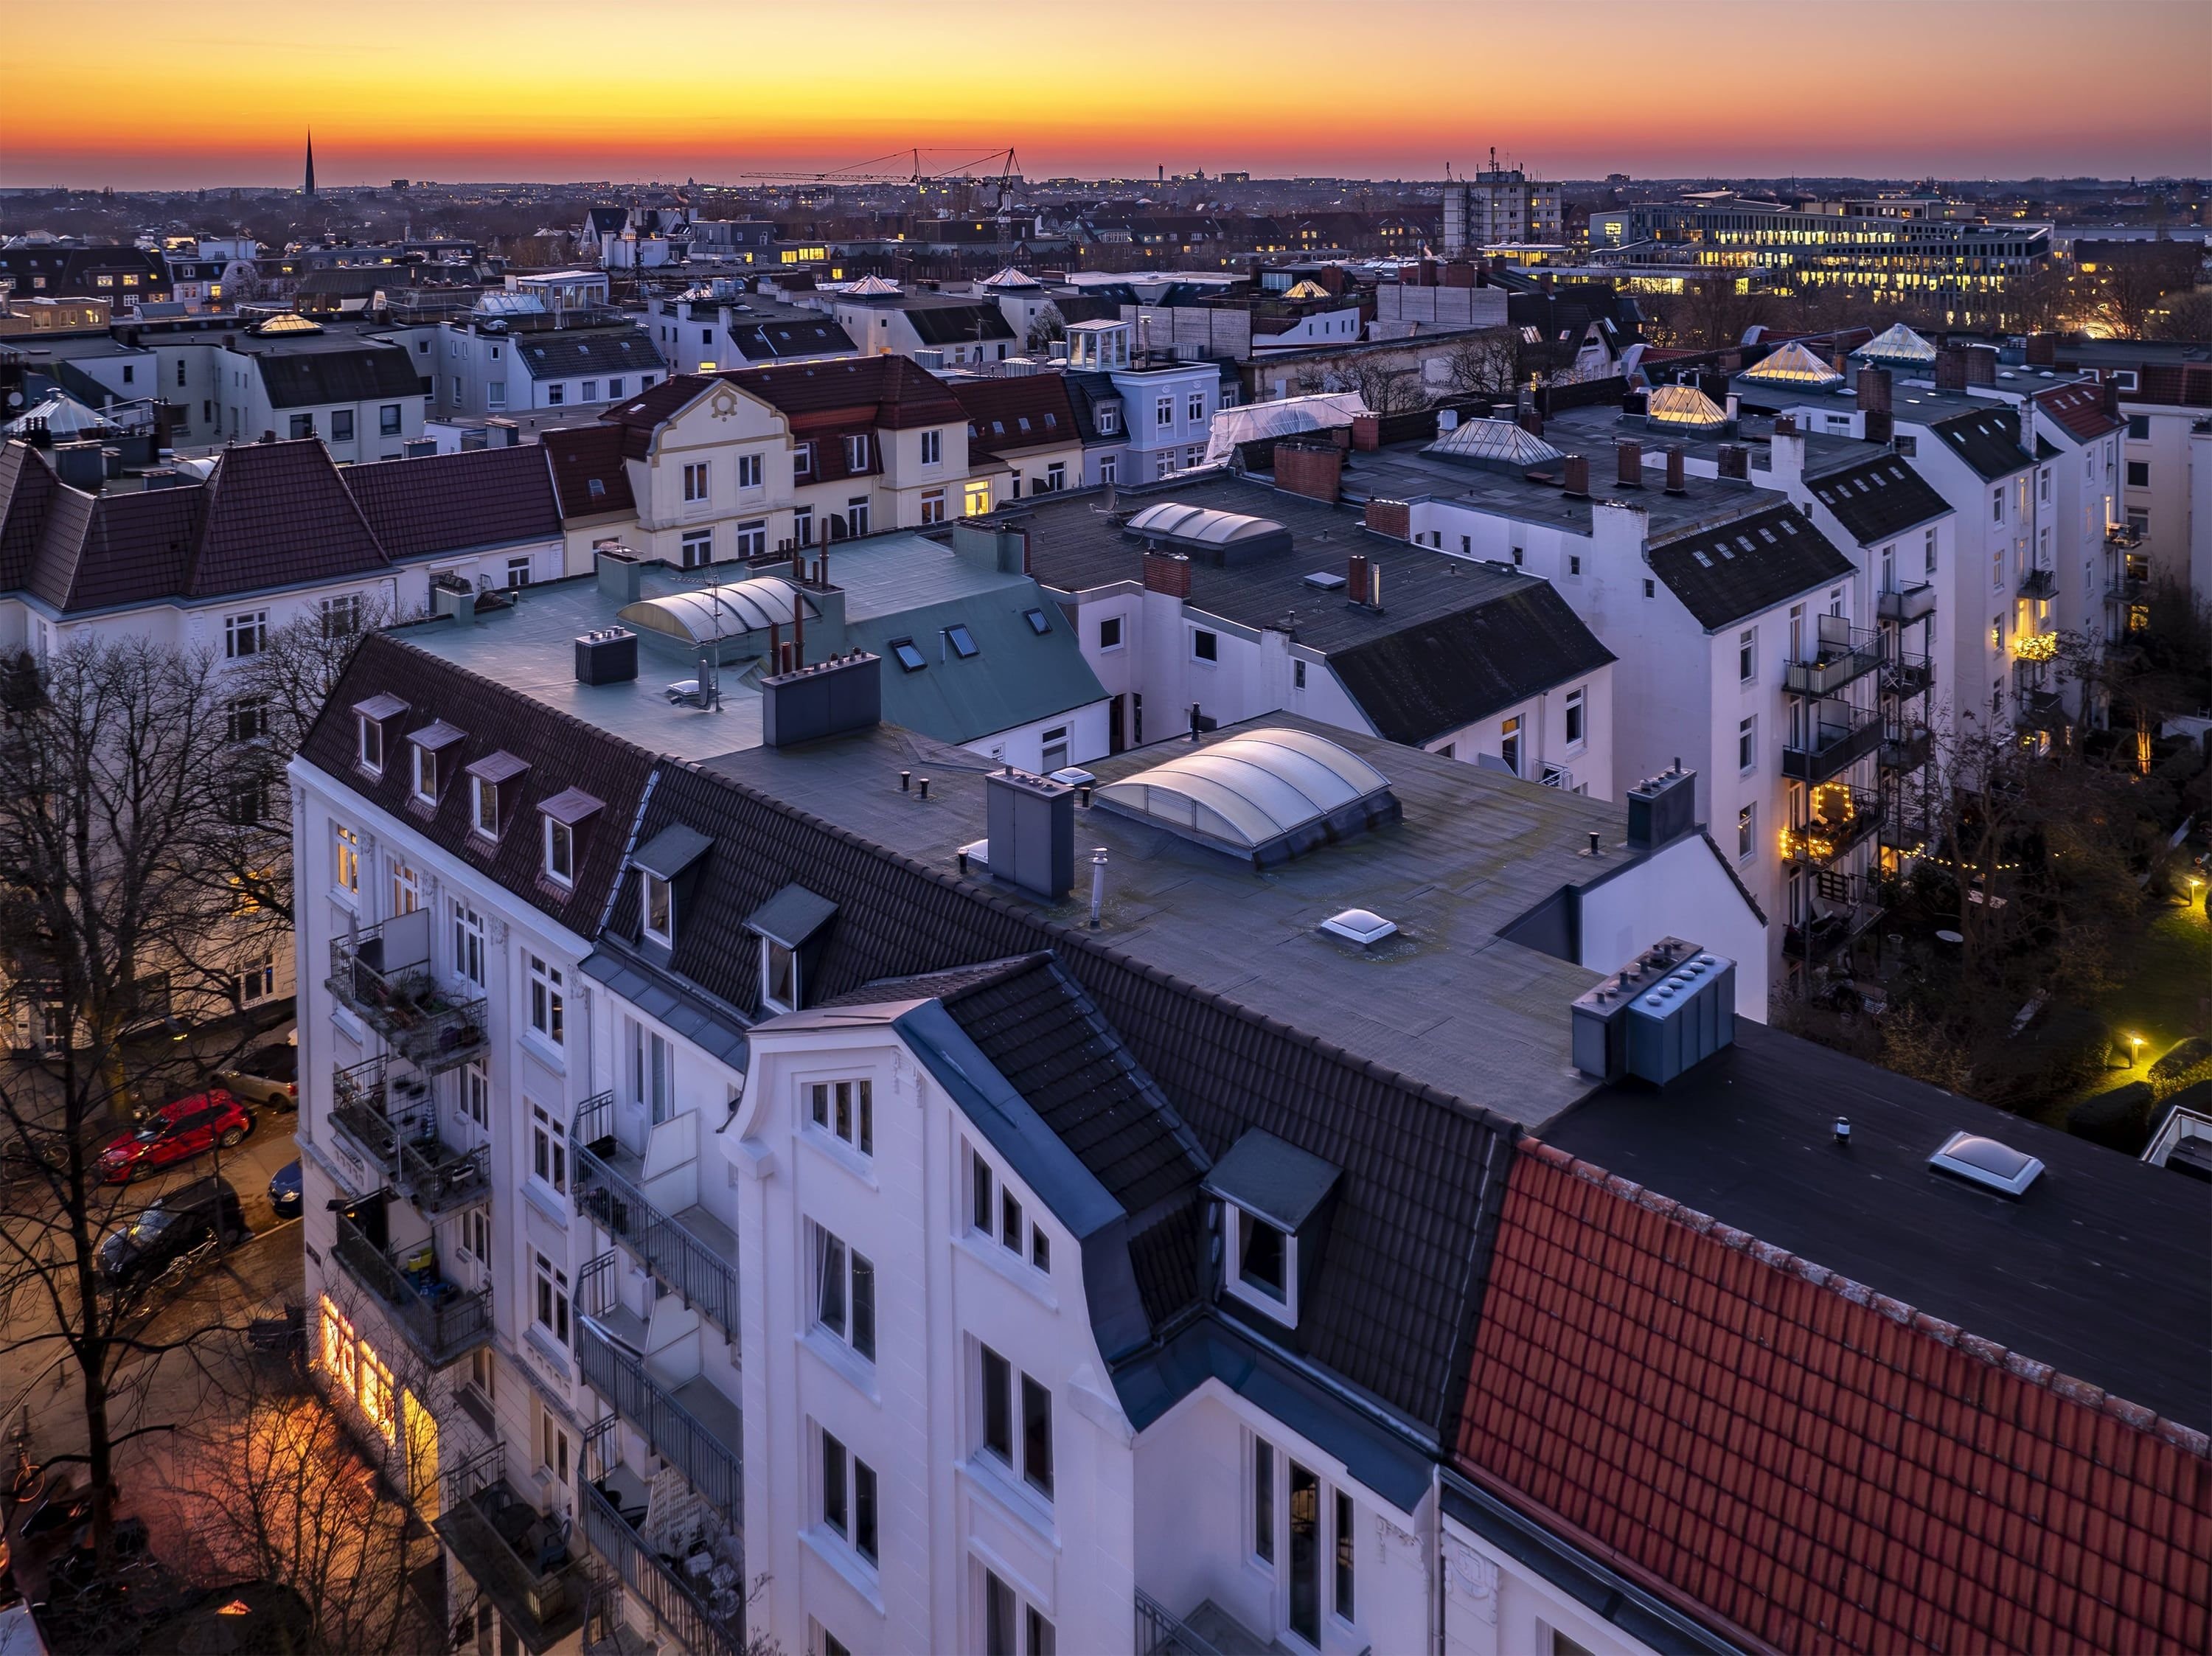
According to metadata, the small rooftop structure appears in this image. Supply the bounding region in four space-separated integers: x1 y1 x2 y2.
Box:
617 577 817 644
1423 417 1565 468
1645 383 1730 432
1740 340 1843 386
978 267 1041 290
1123 501 1292 560
844 274 901 296
1855 322 1937 366
1202 391 1366 467
1093 727 1399 866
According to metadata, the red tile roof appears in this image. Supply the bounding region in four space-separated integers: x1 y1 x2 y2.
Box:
2034 382 2123 444
2129 364 2212 409
950 375 1082 459
1457 1142 2212 1656
733 353 966 430
342 442 560 560
543 423 637 516
187 439 388 597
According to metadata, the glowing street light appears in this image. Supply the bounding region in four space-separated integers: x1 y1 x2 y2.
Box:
2126 1033 2146 1067
2189 875 2205 911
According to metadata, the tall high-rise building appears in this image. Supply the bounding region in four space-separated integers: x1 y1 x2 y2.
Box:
1440 161 1561 253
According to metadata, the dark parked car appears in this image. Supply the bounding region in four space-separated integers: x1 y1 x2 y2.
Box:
268 1158 302 1220
217 1043 298 1113
96 1090 254 1183
97 1178 247 1293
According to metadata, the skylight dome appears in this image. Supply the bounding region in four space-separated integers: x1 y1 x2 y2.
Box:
1646 384 1730 431
1125 501 1287 549
1281 279 1332 300
1856 323 1937 366
1423 417 1565 467
979 267 1040 289
1741 341 1843 386
845 274 901 296
619 578 818 644
1094 728 1400 866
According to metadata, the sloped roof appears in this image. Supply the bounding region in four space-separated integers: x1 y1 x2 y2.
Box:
1804 451 1952 546
903 303 1018 347
979 267 1041 289
951 375 1081 459
733 355 967 428
542 423 635 517
341 442 560 559
515 326 664 384
1458 1141 2212 1656
1329 582 1615 746
4 390 108 439
1930 406 2035 481
1647 502 1854 630
728 319 854 361
2034 381 2123 444
235 340 422 409
845 274 900 295
188 439 389 596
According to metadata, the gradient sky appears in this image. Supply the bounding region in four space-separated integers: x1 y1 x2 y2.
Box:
5 0 2207 189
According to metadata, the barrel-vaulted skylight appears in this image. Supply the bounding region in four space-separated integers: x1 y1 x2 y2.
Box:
619 578 818 644
1094 728 1399 866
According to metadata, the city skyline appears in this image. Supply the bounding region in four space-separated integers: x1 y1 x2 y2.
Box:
4 0 2208 190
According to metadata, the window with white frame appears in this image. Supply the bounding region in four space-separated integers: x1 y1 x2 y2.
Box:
319 594 363 640
920 429 943 465
627 1018 673 1124
762 939 797 1012
237 952 274 1005
1187 391 1205 422
735 520 767 558
976 1343 1053 1500
1249 1436 1354 1646
793 442 813 477
527 954 565 1046
543 815 574 886
1564 688 1585 749
920 489 947 525
641 870 674 946
844 434 869 472
411 741 443 804
1738 627 1757 683
735 452 764 490
808 1079 872 1155
817 1427 877 1566
539 1406 570 1484
1739 716 1757 773
452 901 486 989
228 695 268 744
531 1101 566 1192
983 1568 1055 1656
356 713 384 773
389 860 419 916
1224 1201 1296 1323
810 1222 876 1361
462 1060 489 1128
334 825 360 895
470 774 501 840
968 1144 1050 1270
1738 802 1756 862
224 610 267 658
1155 394 1173 428
532 1250 570 1346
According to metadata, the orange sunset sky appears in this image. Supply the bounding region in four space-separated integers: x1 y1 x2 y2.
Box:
4 0 2207 189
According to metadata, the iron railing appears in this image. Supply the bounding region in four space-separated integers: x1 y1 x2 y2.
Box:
398 1135 491 1217
2016 566 2057 602
330 1057 399 1169
575 1321 742 1527
434 1471 588 1644
330 1212 491 1366
327 925 489 1073
1782 788 1884 866
578 1477 748 1656
1882 651 1933 700
1877 582 1937 624
1782 706 1882 785
1879 726 1934 773
1135 1590 1227 1656
2105 521 2143 549
571 1093 737 1335
2018 688 2067 731
1783 617 1885 697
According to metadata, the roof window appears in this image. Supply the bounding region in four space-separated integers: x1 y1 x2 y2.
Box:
1928 1131 2044 1197
1318 908 1397 947
1023 608 1051 636
889 638 926 673
406 720 465 804
945 624 978 659
1205 1129 1343 1332
465 751 529 841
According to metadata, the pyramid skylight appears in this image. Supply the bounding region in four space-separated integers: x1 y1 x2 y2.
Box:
1856 323 1936 365
1424 417 1564 467
1742 341 1843 386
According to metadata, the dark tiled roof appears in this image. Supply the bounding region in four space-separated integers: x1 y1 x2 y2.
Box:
1646 501 1854 630
188 439 389 596
2129 363 2212 409
728 319 854 361
1060 372 1125 444
235 340 424 409
544 421 639 519
1929 405 2034 481
1328 583 1614 746
343 444 562 559
1804 451 1951 546
734 354 967 430
39 484 201 612
0 442 63 593
902 303 1017 347
950 375 1081 459
515 327 664 384
301 633 656 935
2034 381 2124 443
1458 1142 2212 1656
606 754 1520 1435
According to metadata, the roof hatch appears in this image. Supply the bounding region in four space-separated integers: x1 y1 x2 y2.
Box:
1927 1131 2044 1197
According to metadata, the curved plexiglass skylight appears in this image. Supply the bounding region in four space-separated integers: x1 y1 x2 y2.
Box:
1124 501 1288 548
1856 323 1936 365
1741 341 1843 386
1423 417 1565 467
1647 384 1729 428
1095 729 1394 860
619 578 818 644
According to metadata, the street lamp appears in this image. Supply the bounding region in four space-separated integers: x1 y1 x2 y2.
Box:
2126 1033 2146 1067
2189 875 2205 912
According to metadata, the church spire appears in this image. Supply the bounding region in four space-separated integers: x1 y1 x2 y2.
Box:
304 131 316 199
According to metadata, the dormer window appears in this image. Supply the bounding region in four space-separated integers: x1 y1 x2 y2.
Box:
545 818 574 885
406 720 465 805
360 717 383 773
763 941 797 1012
641 870 674 946
537 786 603 891
1206 1130 1340 1332
1228 1205 1294 1317
742 881 837 1016
471 776 499 836
350 693 406 777
463 751 529 842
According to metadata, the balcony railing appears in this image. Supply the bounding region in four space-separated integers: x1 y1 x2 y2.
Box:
572 1093 737 1337
327 925 489 1074
576 1320 742 1528
1135 1590 1228 1656
331 1211 492 1366
1882 650 1933 700
434 1458 587 1650
579 1478 748 1656
1880 726 1934 773
2018 688 2066 731
398 1135 491 1217
1782 706 1882 784
2016 566 2057 602
1783 617 1885 697
1877 582 1937 625
1781 787 1883 866
330 1057 400 1171
2105 521 2143 549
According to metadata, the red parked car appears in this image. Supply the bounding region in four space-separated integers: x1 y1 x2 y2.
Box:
97 1090 255 1183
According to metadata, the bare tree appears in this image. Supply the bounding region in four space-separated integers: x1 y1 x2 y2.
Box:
2086 245 2199 341
1329 357 1424 415
1441 330 1524 403
1023 302 1065 353
0 636 291 1564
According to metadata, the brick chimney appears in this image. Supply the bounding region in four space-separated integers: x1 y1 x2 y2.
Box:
1664 448 1686 495
1363 498 1410 539
2101 378 2121 420
2025 333 2056 366
1965 345 1997 387
1349 414 1380 451
1142 549 1192 598
1517 406 1545 439
1857 366 1892 413
1935 347 1968 392
1274 438 1342 503
1346 554 1370 604
1562 453 1590 497
1616 439 1644 487
1717 443 1749 481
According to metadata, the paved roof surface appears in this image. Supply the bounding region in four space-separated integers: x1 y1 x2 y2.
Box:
1542 1019 2212 1429
1458 1134 2212 1656
1801 450 1952 546
341 442 561 560
1646 500 1855 630
706 714 1660 1130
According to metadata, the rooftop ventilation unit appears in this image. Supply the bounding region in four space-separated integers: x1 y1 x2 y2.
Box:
1571 937 1736 1085
574 627 637 686
1318 909 1397 947
1927 1131 2044 1197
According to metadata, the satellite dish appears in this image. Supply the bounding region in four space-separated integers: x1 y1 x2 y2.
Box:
4 393 19 408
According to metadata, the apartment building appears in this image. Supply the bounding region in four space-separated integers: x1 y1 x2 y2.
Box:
647 291 858 376
1439 167 1562 254
796 280 1019 370
288 628 2210 1656
1060 320 1222 483
950 375 1091 499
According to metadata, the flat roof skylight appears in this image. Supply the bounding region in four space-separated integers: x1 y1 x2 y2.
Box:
1928 1130 2045 1197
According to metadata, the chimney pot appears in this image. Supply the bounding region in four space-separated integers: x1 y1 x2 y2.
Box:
1562 453 1590 496
1664 448 1686 494
900 770 911 793
918 777 930 799
1346 553 1370 605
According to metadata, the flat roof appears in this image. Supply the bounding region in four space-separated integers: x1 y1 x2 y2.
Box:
1545 1019 2212 1430
706 712 1671 1130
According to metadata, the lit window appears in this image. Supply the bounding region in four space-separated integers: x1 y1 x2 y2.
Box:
334 825 360 894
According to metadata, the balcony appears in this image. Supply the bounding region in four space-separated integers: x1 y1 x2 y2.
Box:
579 1475 748 1656
397 1133 491 1218
1782 705 1882 785
1782 786 1883 866
434 1449 587 1654
1877 582 1937 625
1785 901 1883 966
1783 616 1885 697
2105 521 2143 550
1882 650 1933 700
330 1057 403 1171
327 922 488 1074
572 1095 738 1337
576 1319 742 1528
330 1210 492 1366
2019 688 2066 731
2016 566 2057 602
1880 725 1934 773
